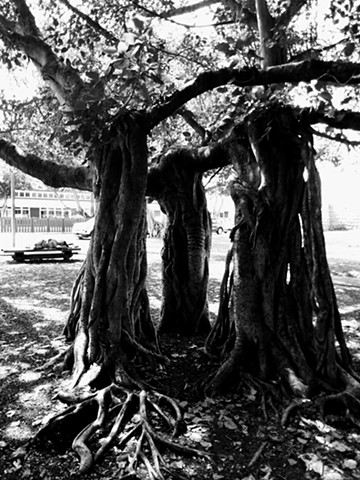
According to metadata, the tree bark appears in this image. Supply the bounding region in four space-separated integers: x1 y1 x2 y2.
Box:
64 114 161 388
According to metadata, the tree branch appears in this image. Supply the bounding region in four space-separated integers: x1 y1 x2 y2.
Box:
146 60 360 129
131 0 231 29
13 0 42 37
58 0 118 44
0 139 92 190
310 127 360 146
1 0 96 111
162 0 219 18
277 0 308 29
177 107 208 140
222 0 258 29
301 108 360 131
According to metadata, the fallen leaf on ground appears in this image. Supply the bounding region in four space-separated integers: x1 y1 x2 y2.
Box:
343 459 357 469
299 453 324 475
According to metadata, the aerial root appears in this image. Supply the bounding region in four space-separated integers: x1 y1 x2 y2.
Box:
36 383 209 477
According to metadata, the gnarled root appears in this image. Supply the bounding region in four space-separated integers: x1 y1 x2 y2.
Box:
36 383 209 477
281 376 360 427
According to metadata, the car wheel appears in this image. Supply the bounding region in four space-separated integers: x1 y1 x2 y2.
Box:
217 227 224 234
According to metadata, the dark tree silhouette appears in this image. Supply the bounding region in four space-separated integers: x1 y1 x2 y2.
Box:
2 0 360 476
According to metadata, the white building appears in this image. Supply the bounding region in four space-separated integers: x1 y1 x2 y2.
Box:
2 189 94 218
207 193 235 231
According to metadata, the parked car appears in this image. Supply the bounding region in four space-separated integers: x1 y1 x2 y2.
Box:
211 218 232 235
72 217 95 239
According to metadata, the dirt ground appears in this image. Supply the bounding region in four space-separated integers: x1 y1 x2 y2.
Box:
1 231 360 479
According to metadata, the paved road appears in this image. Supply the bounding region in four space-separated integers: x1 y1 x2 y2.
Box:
1 229 360 270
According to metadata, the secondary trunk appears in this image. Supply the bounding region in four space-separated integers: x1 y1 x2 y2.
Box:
205 105 353 397
148 150 212 335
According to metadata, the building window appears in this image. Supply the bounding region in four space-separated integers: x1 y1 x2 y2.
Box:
38 193 43 198
40 208 47 218
25 192 30 197
64 210 70 218
48 209 55 217
55 209 62 217
22 208 30 217
31 192 37 197
15 207 22 216
19 192 24 197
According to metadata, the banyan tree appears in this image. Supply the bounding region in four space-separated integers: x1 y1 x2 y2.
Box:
2 0 360 477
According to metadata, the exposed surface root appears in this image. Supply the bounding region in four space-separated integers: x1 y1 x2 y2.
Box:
316 388 360 426
34 344 74 373
36 383 209 477
280 380 360 428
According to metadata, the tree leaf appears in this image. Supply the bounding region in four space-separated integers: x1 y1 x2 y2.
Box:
343 459 357 469
132 16 144 31
331 440 351 452
343 42 355 56
224 417 237 430
123 32 136 46
85 71 100 81
299 453 324 475
117 41 128 54
215 42 230 54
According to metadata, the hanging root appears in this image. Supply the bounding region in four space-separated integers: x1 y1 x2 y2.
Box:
36 383 210 477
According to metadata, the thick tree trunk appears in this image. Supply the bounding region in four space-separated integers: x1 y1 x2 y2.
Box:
63 114 160 388
38 118 206 477
205 105 353 397
148 150 212 335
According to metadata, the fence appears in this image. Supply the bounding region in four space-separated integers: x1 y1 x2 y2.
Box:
0 217 77 233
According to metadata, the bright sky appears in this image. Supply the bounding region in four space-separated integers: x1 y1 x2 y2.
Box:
0 63 40 101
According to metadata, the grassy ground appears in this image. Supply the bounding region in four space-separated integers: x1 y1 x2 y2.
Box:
1 231 360 479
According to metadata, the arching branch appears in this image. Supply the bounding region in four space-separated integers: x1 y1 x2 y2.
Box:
146 60 360 129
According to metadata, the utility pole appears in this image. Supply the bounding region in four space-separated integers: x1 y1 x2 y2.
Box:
11 170 16 247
